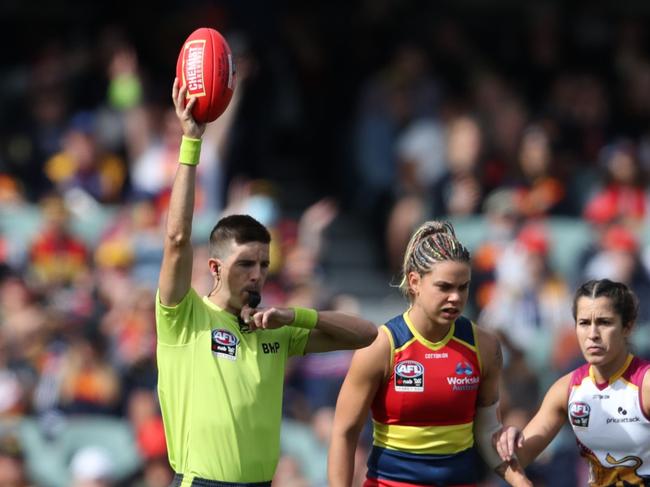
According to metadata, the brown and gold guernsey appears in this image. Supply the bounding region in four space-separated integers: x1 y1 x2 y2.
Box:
568 355 650 486
366 312 482 487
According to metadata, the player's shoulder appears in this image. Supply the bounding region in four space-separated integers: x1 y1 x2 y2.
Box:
553 371 574 390
543 372 573 411
350 324 392 375
641 360 650 415
368 324 394 356
156 287 193 310
472 319 499 351
469 320 503 375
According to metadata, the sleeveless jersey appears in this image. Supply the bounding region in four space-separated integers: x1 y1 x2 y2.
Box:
367 312 482 487
568 354 650 486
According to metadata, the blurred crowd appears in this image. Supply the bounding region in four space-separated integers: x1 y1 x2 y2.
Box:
1 1 650 486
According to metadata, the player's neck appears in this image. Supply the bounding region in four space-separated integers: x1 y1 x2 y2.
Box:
408 306 452 343
209 292 240 316
591 350 631 384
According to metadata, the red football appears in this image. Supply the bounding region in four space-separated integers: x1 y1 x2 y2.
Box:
176 28 236 123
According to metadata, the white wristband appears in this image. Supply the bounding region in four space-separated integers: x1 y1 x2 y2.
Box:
474 401 504 469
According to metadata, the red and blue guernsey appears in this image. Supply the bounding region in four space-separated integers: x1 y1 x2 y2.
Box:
366 312 482 487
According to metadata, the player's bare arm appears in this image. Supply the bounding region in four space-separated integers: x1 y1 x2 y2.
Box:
329 330 390 487
476 326 501 407
475 327 532 486
494 373 570 468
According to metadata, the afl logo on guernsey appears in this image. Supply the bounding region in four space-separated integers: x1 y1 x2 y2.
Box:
394 360 424 392
211 329 239 361
569 402 591 427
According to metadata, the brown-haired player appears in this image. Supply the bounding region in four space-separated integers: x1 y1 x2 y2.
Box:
494 279 650 486
156 79 377 486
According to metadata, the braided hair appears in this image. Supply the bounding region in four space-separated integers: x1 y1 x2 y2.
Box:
399 221 471 301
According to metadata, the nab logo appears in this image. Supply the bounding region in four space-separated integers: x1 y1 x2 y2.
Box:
394 360 424 392
569 401 591 427
262 342 280 354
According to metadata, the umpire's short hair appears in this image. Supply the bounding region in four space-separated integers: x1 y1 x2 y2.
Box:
209 214 271 258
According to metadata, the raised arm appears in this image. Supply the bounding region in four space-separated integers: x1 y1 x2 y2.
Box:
158 79 206 306
494 373 570 468
328 330 389 487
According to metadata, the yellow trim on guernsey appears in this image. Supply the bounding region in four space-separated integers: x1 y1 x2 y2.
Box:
589 354 635 388
401 312 481 374
380 325 396 371
372 419 474 455
450 327 478 353
403 312 454 351
465 321 482 374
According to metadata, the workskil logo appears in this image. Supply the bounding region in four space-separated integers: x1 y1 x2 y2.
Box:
455 361 474 376
447 361 479 391
394 360 424 392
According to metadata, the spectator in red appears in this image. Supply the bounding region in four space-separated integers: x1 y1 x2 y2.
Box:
28 194 89 289
583 139 648 229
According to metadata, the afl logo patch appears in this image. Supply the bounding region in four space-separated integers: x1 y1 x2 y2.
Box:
394 360 424 392
211 329 238 361
569 401 591 427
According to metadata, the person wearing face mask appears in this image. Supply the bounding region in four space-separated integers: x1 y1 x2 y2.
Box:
493 279 650 486
328 220 530 487
155 79 377 486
